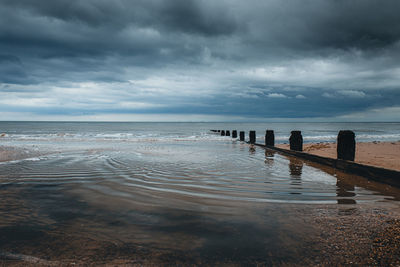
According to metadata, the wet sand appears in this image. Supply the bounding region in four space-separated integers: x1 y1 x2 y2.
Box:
1 142 400 266
1 201 399 266
1 168 400 266
277 141 400 171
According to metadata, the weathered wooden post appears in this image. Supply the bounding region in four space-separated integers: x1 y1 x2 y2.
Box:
221 130 225 136
240 131 245 141
337 130 356 161
232 130 237 138
249 131 256 144
289 131 303 151
265 130 275 146
226 130 230 136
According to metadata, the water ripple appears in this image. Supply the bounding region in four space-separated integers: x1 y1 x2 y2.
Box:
1 142 398 206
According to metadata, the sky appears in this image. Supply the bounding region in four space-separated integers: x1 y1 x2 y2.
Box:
0 0 400 122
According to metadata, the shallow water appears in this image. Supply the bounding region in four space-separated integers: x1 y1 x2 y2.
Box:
1 122 400 264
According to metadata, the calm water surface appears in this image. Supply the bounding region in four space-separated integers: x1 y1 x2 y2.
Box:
0 122 400 264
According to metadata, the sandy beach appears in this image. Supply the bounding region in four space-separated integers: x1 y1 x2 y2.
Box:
277 141 400 171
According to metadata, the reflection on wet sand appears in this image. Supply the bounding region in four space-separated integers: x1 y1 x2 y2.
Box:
301 158 400 202
274 150 400 204
264 150 274 166
336 175 357 204
289 157 303 178
0 184 321 266
249 144 256 154
289 157 303 189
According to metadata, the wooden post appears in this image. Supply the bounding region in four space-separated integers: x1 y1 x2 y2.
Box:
232 130 237 138
289 131 303 151
337 130 355 161
221 130 225 136
226 130 230 136
265 130 275 146
249 131 256 144
240 131 245 141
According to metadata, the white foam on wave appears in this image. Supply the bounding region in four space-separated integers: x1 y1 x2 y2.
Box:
0 156 44 165
356 133 400 140
2 132 229 143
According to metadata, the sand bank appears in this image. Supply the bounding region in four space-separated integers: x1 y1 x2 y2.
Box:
277 141 400 171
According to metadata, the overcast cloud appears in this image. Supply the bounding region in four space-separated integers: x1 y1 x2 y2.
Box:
1 0 400 121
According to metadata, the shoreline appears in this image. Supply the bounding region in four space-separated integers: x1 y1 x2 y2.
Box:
276 141 400 171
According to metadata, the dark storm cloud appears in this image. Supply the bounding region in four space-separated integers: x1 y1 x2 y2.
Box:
2 0 400 63
0 54 21 64
0 0 400 120
245 1 400 51
1 0 237 35
0 54 30 84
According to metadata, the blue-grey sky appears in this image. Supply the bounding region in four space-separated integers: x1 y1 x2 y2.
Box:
1 0 400 121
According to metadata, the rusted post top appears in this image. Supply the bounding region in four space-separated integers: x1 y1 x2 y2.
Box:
337 130 356 161
289 130 303 151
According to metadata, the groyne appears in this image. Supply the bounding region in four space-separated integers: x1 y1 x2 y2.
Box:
212 129 400 188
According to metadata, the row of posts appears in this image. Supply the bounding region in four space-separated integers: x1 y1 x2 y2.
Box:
211 129 356 161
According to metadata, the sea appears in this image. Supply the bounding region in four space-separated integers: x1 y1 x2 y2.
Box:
0 122 400 264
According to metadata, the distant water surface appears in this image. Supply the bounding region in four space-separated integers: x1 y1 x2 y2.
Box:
1 121 400 144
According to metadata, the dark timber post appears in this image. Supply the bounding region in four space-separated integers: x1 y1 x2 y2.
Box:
240 131 245 141
289 131 303 151
232 130 237 138
337 130 356 161
226 130 230 136
265 130 275 146
249 131 256 144
221 130 225 136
